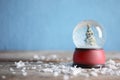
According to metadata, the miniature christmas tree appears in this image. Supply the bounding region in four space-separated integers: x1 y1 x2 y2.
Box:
85 24 97 46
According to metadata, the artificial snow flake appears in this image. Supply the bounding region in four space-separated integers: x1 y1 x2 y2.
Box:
50 55 57 59
63 75 69 80
10 67 14 72
15 61 25 68
1 75 6 79
90 71 98 77
79 73 89 77
42 68 53 73
40 56 46 60
106 59 116 65
53 72 59 77
22 71 27 76
32 66 37 70
71 68 81 76
106 64 117 69
33 55 39 60
12 71 16 75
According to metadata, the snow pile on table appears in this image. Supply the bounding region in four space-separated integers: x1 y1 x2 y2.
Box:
4 54 120 80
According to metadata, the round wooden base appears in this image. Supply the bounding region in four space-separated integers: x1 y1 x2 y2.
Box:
73 48 106 68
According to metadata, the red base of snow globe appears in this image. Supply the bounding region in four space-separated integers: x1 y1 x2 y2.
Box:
73 48 106 68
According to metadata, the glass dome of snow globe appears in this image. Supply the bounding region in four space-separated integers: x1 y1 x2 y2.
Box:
73 20 105 49
72 20 106 68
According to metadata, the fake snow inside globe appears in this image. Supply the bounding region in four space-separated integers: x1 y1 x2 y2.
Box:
72 20 106 68
73 20 105 49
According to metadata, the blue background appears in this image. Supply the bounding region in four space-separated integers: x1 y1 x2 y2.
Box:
0 0 120 51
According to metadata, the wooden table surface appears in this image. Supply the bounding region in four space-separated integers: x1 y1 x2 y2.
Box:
0 51 120 80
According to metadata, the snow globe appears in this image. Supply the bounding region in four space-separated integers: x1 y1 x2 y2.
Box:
72 20 106 68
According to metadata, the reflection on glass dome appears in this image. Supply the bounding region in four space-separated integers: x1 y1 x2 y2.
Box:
73 20 105 49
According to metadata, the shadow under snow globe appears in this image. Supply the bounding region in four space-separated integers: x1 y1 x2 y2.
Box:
72 20 106 68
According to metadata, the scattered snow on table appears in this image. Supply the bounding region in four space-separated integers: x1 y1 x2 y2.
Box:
5 55 120 80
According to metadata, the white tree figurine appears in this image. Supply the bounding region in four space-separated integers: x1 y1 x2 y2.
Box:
85 24 97 46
